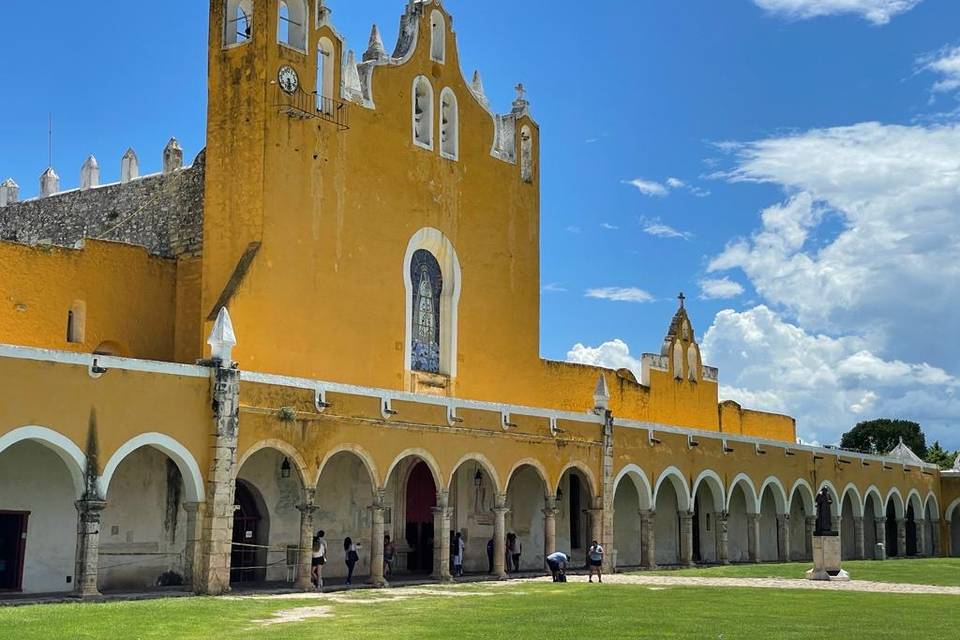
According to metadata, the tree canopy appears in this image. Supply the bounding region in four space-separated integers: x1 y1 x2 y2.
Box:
840 419 927 457
924 441 956 470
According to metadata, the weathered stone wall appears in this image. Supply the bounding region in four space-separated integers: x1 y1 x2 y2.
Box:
0 155 204 258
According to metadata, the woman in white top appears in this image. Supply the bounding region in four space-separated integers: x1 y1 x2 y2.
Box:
452 532 465 577
311 531 327 590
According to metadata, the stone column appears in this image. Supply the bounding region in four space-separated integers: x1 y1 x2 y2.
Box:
293 490 318 590
932 520 942 557
74 499 107 598
897 519 907 557
776 514 790 563
368 493 387 587
804 516 816 561
945 521 952 557
431 490 451 581
588 508 604 547
639 510 656 569
747 514 761 563
494 494 509 580
543 496 558 563
679 511 694 567
832 515 842 535
916 519 927 557
196 365 241 595
716 512 730 565
875 517 887 558
182 502 203 588
853 517 865 560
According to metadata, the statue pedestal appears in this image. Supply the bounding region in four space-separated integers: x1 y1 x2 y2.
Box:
805 535 849 581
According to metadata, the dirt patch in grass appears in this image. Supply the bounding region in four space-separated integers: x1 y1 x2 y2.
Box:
251 605 333 626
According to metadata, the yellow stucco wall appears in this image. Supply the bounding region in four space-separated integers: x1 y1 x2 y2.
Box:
0 240 177 362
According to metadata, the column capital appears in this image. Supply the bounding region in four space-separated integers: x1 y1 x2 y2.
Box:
75 499 107 519
748 512 761 522
296 501 319 515
544 495 558 511
777 513 790 523
875 517 887 526
679 510 694 520
542 507 558 518
805 515 817 526
495 492 509 510
435 490 450 508
639 509 656 518
493 506 510 516
182 501 202 513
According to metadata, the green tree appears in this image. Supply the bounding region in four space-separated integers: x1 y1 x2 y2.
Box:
840 419 927 457
924 441 956 469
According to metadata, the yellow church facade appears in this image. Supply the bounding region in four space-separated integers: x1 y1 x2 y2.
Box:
0 0 955 597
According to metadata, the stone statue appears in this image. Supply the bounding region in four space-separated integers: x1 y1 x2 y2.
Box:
814 488 834 536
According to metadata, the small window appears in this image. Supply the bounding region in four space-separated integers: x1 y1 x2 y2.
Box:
413 76 434 150
317 38 335 113
520 126 534 183
440 89 458 160
278 0 308 51
430 11 445 63
224 0 253 47
67 301 86 344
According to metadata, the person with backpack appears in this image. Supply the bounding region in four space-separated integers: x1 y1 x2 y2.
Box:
546 551 569 583
587 539 604 583
311 530 327 590
344 536 360 586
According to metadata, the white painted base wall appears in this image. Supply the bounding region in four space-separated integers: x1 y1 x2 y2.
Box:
654 484 679 565
314 453 373 579
759 492 779 562
789 499 807 560
450 466 496 573
728 489 750 563
0 441 76 594
614 480 642 566
505 467 545 570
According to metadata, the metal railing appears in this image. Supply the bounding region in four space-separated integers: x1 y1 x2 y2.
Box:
274 85 350 130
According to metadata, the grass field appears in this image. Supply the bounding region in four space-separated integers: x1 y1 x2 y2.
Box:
647 557 960 587
2 574 959 640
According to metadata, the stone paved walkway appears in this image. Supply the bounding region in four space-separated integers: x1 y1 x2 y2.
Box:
529 574 960 595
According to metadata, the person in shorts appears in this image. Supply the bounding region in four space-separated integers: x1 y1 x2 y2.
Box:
546 551 569 583
587 540 604 583
311 531 327 590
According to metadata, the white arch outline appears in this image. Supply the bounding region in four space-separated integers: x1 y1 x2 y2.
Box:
691 469 725 513
314 444 380 491
505 458 551 497
758 476 789 514
238 439 310 489
885 487 905 519
101 433 205 503
840 483 865 518
412 76 435 150
788 478 815 515
429 9 446 63
557 461 599 503
817 481 841 517
613 464 653 510
653 466 692 512
438 87 459 161
0 426 87 499
447 453 503 495
727 473 759 514
906 489 924 517
403 227 462 379
384 448 443 491
863 485 884 517
924 493 940 522
945 498 960 522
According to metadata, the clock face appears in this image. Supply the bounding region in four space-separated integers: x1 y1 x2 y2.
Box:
278 65 299 94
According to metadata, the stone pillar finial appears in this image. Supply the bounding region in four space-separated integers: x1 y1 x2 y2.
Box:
344 50 363 102
512 83 530 115
207 307 238 364
0 178 19 207
593 373 610 412
40 166 60 197
121 148 139 183
471 70 489 108
80 155 100 190
163 138 183 174
363 24 386 62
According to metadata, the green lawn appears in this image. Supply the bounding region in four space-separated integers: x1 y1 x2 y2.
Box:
2 580 958 640
646 557 960 587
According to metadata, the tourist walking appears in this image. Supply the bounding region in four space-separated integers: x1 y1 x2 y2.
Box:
587 540 604 583
312 530 327 590
344 536 360 585
383 534 396 579
452 532 465 577
508 533 523 573
546 551 569 583
486 537 495 574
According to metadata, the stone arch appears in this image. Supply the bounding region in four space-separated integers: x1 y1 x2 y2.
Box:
384 448 444 492
430 9 446 63
727 474 759 514
906 490 924 517
863 485 884 517
556 461 598 502
654 467 692 512
277 0 308 51
841 483 864 518
0 426 86 498
692 470 725 512
787 479 814 561
403 228 461 378
885 487 905 519
924 493 940 522
614 464 653 510
817 481 841 517
505 458 551 495
314 444 379 490
439 88 459 160
101 433 204 503
789 479 816 515
947 498 960 523
758 477 788 514
412 76 435 149
447 453 503 495
224 0 254 47
504 459 549 571
238 439 309 489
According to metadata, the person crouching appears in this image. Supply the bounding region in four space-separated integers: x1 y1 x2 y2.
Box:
546 551 569 583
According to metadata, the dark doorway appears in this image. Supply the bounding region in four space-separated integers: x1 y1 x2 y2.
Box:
885 502 899 557
906 505 917 557
569 475 582 550
231 480 268 584
692 496 702 563
405 462 436 573
0 512 28 592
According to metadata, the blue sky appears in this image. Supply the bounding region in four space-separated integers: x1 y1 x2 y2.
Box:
2 1 959 449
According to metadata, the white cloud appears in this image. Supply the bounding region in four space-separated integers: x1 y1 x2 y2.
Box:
919 44 960 94
601 222 620 230
565 225 582 234
753 0 922 24
623 178 669 197
710 122 960 369
700 306 959 446
699 277 746 300
585 287 655 303
666 177 686 189
542 282 567 293
566 339 643 378
641 218 693 240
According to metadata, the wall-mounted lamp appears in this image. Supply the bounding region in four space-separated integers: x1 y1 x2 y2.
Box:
281 458 291 479
474 468 483 488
